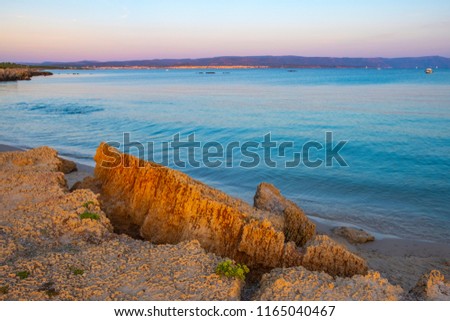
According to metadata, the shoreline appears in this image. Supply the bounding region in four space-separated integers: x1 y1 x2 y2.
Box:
1 142 448 291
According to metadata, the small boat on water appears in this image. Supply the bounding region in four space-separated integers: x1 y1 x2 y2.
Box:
425 68 433 74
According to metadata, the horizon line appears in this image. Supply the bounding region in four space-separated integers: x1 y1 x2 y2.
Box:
8 54 449 65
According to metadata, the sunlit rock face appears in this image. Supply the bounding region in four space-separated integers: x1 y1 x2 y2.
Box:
89 143 367 277
91 143 300 268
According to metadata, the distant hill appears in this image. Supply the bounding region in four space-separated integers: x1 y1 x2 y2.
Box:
30 55 450 69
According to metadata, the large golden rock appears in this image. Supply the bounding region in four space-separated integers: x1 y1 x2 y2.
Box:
92 142 300 268
89 143 367 277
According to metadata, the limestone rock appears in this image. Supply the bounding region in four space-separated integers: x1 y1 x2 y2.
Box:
254 182 316 246
409 270 450 300
0 147 241 301
91 143 300 268
333 226 375 244
301 235 368 277
57 157 77 174
255 266 403 301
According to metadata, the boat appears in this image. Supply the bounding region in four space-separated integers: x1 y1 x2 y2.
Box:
425 68 433 74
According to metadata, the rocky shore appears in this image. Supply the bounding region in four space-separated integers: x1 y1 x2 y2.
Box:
0 144 449 300
0 68 52 82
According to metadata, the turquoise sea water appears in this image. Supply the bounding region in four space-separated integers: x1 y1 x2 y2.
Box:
1 68 449 242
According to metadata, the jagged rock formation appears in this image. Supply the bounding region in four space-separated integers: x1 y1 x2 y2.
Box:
301 235 368 277
88 143 300 268
408 270 450 300
76 143 367 277
0 147 242 300
255 266 403 301
254 182 316 246
333 226 375 244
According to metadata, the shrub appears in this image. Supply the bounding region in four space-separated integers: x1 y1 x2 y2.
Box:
16 271 29 279
0 285 9 294
82 201 95 208
215 260 249 281
70 267 84 276
79 211 100 220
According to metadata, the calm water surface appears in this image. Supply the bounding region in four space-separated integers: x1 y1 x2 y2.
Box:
1 68 449 242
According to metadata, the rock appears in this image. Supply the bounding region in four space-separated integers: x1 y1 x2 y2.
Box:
255 266 403 301
254 182 316 246
57 157 77 174
333 226 375 244
409 270 450 300
0 68 52 82
254 182 287 213
301 235 368 277
90 143 300 268
0 147 242 300
83 143 367 277
71 176 102 193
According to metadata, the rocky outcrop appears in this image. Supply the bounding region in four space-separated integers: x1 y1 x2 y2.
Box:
0 68 52 82
408 270 450 300
87 143 301 268
333 226 375 244
254 182 316 246
0 147 242 300
301 235 368 277
75 143 367 277
255 266 403 300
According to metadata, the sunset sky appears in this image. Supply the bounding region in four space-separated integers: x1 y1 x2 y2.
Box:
1 0 450 62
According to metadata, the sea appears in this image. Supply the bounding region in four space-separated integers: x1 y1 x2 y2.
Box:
1 68 449 243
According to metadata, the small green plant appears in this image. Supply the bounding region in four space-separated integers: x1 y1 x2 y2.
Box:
215 260 249 281
0 285 9 294
16 271 29 280
70 267 84 276
79 211 100 220
82 201 95 208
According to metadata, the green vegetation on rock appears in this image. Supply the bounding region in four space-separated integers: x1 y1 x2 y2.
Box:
70 266 85 275
79 211 100 220
82 201 95 208
215 260 249 281
16 271 30 280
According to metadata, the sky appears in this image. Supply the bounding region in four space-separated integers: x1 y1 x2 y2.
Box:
1 0 450 62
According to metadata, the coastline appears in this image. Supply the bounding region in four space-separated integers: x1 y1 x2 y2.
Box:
0 143 93 188
0 142 448 291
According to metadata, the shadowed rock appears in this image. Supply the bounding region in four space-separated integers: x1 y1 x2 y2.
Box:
57 157 77 174
254 182 316 246
301 235 368 277
409 270 450 300
333 226 375 244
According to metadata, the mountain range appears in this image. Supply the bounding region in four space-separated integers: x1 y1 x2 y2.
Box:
33 55 450 69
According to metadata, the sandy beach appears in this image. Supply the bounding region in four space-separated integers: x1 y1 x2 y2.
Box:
1 142 449 300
